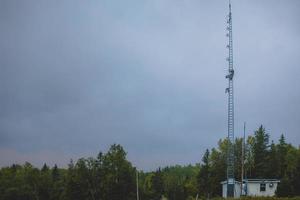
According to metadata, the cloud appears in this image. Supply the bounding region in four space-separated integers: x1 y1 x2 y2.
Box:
0 0 299 170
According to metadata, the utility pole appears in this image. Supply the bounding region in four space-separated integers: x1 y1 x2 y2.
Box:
225 0 235 197
136 170 139 200
241 122 246 195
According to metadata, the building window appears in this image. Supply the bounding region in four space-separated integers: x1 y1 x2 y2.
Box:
260 183 266 192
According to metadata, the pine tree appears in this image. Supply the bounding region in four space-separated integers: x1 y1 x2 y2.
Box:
197 149 211 199
277 134 288 177
267 141 280 178
151 168 164 200
253 125 269 178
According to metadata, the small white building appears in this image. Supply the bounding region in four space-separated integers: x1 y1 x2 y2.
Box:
221 179 280 198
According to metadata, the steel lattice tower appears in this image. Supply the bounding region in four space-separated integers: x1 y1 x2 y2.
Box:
225 0 235 197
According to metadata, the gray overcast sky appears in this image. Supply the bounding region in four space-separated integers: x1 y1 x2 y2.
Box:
0 0 299 170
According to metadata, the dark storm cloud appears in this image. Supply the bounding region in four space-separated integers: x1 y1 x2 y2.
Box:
0 0 299 170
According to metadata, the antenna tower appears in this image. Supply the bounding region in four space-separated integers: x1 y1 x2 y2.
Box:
225 0 235 197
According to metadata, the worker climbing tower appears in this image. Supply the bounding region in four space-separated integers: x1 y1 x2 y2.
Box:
225 0 235 197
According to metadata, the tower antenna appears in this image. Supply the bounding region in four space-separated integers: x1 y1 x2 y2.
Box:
225 0 235 197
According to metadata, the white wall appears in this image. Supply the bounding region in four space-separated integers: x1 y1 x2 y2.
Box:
247 182 278 197
222 183 227 198
222 181 279 198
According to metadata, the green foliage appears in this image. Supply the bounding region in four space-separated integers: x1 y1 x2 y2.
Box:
194 125 300 199
0 144 136 200
252 125 270 178
101 144 136 200
138 165 199 200
197 149 211 199
0 127 299 200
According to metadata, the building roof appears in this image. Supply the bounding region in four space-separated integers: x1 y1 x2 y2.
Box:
244 179 280 183
220 179 280 184
220 180 241 184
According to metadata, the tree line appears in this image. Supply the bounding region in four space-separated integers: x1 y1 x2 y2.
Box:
0 125 299 200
